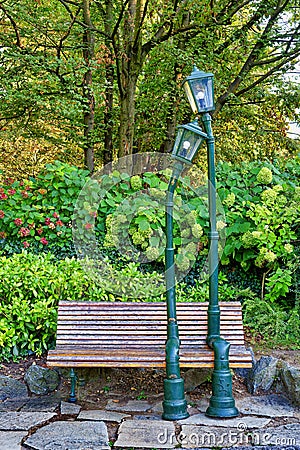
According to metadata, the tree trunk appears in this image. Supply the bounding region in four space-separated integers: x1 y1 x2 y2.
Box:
103 0 114 166
118 74 138 158
82 0 95 173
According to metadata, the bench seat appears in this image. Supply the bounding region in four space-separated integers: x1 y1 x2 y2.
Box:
47 301 252 369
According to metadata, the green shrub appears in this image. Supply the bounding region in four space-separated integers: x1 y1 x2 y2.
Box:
0 161 89 255
0 252 166 360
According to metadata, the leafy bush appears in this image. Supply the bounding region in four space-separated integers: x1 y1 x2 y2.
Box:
0 161 89 255
217 158 300 305
0 252 166 360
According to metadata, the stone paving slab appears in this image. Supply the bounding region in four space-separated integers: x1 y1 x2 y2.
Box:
180 425 253 448
256 423 300 447
106 399 152 412
60 401 81 416
21 396 60 412
78 409 131 423
0 412 56 431
236 394 296 417
23 420 109 450
0 375 28 401
114 419 176 448
178 414 271 428
0 431 26 450
0 399 28 412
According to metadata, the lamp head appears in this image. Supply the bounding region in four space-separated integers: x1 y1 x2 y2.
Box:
183 66 215 114
171 120 207 164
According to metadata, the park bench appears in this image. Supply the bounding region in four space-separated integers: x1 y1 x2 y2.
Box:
47 301 252 376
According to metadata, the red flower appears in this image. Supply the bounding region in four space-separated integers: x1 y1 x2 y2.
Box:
40 237 48 245
0 193 8 200
37 228 43 235
25 185 31 191
7 189 16 195
19 227 30 237
21 191 29 198
0 210 4 219
3 177 14 185
85 223 93 230
14 218 23 226
23 241 30 248
45 217 51 225
56 220 63 227
53 212 59 218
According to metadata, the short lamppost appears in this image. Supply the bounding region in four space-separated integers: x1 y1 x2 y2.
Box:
163 121 207 421
182 66 239 418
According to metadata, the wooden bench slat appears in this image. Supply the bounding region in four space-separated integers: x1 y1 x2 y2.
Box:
47 301 252 369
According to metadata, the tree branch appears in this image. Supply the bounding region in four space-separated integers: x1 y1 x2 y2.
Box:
0 4 22 47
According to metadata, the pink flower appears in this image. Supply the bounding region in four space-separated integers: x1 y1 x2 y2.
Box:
19 227 30 237
37 228 43 235
89 211 97 218
14 218 23 226
25 185 31 191
53 212 59 218
23 241 30 248
85 223 93 230
40 237 48 245
0 193 8 200
45 217 51 225
4 177 14 185
56 220 63 227
0 210 4 219
21 191 29 198
7 189 16 195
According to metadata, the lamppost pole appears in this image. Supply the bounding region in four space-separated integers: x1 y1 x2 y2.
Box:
163 161 189 421
182 66 239 418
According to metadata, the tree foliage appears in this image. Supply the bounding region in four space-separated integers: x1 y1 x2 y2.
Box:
0 0 299 170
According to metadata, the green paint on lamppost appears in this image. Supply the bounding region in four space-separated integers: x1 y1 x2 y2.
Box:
163 122 206 421
182 66 239 418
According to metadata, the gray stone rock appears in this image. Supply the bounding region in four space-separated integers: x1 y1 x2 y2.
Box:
60 401 81 416
255 423 300 446
178 414 271 428
0 412 56 431
279 361 300 405
247 356 278 394
106 399 151 412
21 396 60 412
0 399 28 412
236 394 294 417
183 368 212 393
0 431 26 450
180 425 253 448
24 421 109 450
78 409 130 423
0 375 28 401
114 419 176 448
147 401 163 413
24 365 60 395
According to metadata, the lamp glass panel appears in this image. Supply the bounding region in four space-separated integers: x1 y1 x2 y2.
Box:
190 77 214 112
183 81 197 114
176 129 204 162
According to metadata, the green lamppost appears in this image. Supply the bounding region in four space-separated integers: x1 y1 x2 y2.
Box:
183 66 239 418
163 121 207 421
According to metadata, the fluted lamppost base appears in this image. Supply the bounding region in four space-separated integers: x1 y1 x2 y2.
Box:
162 378 189 420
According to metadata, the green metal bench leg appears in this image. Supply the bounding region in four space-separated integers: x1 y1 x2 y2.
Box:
69 368 77 403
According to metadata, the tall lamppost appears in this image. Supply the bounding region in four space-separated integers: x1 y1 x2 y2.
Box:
182 66 238 418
